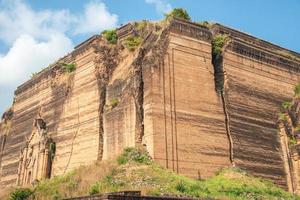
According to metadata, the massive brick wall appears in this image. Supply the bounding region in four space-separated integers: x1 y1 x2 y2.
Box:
222 40 300 188
1 18 300 192
143 20 231 179
103 51 137 160
0 37 102 187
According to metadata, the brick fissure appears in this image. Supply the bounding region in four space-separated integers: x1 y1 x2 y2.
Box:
95 43 121 160
211 40 235 166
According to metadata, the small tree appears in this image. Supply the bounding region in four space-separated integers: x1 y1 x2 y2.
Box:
165 8 191 21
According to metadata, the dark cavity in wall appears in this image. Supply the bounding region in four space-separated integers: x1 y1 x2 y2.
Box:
94 44 121 160
211 34 234 165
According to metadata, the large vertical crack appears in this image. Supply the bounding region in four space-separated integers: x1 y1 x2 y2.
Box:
131 30 170 145
211 35 235 166
94 44 121 160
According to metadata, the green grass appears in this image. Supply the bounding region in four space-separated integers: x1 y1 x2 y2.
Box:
6 148 299 200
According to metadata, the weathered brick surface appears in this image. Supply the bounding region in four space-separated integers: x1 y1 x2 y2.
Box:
1 18 300 193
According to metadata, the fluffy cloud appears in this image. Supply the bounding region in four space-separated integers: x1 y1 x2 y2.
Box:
0 34 73 85
0 0 74 45
145 0 172 15
74 1 118 34
0 0 118 86
0 0 118 113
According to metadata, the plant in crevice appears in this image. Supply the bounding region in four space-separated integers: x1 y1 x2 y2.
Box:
279 112 288 121
102 29 118 44
109 97 119 108
211 34 229 93
282 101 292 110
295 83 300 97
212 34 229 58
123 36 143 51
289 137 297 147
63 63 76 73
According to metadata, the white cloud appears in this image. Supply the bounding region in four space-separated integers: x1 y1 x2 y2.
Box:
0 0 118 87
0 0 74 45
0 0 118 114
0 34 73 85
74 0 118 34
145 0 172 15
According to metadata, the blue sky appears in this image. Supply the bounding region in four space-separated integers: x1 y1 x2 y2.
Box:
0 0 299 115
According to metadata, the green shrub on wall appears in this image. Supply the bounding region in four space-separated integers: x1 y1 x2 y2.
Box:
63 63 76 73
295 83 300 97
102 29 118 44
212 34 228 57
282 101 292 110
165 8 191 21
123 36 143 51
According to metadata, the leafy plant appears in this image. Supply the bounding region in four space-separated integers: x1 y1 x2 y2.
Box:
63 63 76 73
295 83 300 97
212 34 228 57
110 98 119 108
279 112 287 121
282 101 292 110
9 188 33 200
102 29 118 44
123 36 143 51
165 8 191 21
289 137 297 147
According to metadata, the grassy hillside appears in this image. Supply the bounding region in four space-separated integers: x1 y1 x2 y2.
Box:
4 147 300 200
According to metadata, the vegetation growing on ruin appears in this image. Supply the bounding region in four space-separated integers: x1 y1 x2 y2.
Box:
63 63 76 73
212 34 229 57
123 36 143 51
8 188 33 200
279 112 288 121
109 97 119 108
195 21 212 28
295 83 300 97
102 29 118 44
135 21 147 31
30 72 38 78
289 137 297 147
165 8 191 21
282 101 292 109
5 147 299 200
